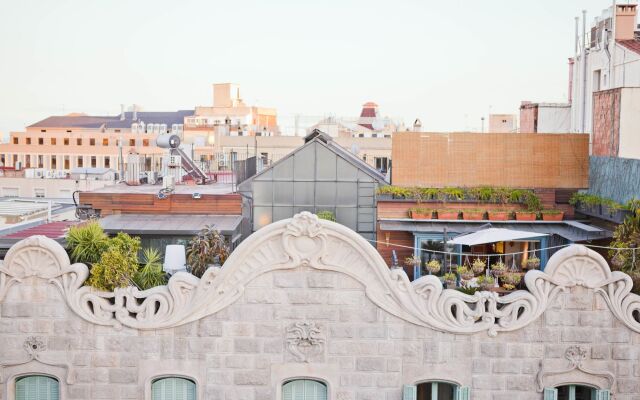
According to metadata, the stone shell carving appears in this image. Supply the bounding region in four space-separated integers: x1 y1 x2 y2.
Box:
1 212 640 336
285 322 325 362
536 345 616 392
0 336 74 384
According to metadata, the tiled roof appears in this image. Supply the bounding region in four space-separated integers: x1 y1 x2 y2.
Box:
2 221 77 239
28 110 194 129
617 39 640 55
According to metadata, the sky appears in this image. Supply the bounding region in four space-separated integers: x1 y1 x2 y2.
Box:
0 0 616 135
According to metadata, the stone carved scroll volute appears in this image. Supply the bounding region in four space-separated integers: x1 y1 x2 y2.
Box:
1 213 640 336
536 345 616 392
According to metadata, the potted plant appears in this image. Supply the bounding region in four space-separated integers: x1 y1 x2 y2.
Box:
426 259 441 274
457 265 474 280
487 209 510 221
186 225 230 278
409 207 433 219
472 258 486 275
436 209 459 220
490 261 507 277
502 283 516 291
443 272 457 287
526 255 541 269
477 275 495 290
404 255 421 269
515 210 537 221
502 272 522 287
462 209 485 220
541 209 564 221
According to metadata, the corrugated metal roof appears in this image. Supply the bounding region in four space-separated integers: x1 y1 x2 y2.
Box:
99 214 243 236
1 221 76 239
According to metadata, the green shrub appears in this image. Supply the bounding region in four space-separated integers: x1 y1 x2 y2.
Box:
66 221 109 264
134 248 167 290
186 225 229 278
85 232 140 291
316 211 336 222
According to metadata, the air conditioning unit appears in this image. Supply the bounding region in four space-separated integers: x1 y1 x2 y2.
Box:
168 155 181 167
163 175 175 191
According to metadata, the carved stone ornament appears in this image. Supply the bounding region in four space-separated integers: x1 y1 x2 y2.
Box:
1 212 640 336
536 345 615 392
0 336 74 384
285 322 325 362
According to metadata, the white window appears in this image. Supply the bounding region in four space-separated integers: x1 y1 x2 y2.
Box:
152 377 196 400
15 375 59 400
34 188 45 198
544 385 609 400
403 382 469 400
282 379 327 400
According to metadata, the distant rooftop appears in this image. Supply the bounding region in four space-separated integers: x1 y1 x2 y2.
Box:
28 110 194 129
617 39 640 55
88 181 236 195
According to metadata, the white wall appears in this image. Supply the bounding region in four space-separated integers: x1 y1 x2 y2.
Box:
619 87 640 159
0 177 115 200
537 105 571 133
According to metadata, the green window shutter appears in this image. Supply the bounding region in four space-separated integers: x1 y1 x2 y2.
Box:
544 387 558 400
455 386 470 400
152 377 196 400
16 376 59 400
282 380 327 400
403 384 417 400
595 389 610 400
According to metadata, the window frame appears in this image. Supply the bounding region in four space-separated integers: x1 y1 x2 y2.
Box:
281 378 329 400
143 373 202 400
4 371 64 400
150 376 197 400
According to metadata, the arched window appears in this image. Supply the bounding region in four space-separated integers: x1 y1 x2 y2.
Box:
403 382 469 400
15 375 59 400
544 385 610 400
282 379 327 400
151 377 196 400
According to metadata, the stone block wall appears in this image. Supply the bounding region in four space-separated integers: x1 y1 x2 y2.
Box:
1 213 639 399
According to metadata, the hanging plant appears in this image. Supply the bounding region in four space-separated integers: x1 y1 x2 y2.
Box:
457 266 474 280
472 258 486 275
404 255 421 268
526 255 541 269
426 259 441 274
491 261 507 277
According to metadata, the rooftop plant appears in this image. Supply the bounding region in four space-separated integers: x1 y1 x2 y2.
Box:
66 221 109 264
317 210 336 222
186 225 230 278
134 248 167 290
86 232 141 291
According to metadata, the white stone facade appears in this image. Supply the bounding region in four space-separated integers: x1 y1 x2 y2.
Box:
0 212 640 399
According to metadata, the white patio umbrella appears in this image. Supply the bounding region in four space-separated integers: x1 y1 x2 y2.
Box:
447 227 547 246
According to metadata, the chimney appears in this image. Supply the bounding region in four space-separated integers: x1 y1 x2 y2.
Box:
615 4 637 40
132 104 137 121
120 104 125 121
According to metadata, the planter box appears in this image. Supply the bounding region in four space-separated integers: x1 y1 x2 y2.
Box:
462 211 485 220
410 211 432 219
436 211 459 220
542 212 564 221
487 211 510 221
515 212 537 221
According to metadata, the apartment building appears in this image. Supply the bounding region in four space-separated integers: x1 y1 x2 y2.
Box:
0 109 192 173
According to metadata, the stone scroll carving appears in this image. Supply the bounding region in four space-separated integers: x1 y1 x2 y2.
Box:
536 345 616 392
1 212 640 336
0 336 74 384
285 322 325 362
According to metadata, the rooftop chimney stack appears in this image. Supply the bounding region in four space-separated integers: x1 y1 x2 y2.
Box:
132 104 137 121
615 4 638 40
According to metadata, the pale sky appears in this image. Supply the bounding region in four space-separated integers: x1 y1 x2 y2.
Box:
0 0 614 135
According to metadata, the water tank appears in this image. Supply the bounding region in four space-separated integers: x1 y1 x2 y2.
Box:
163 245 186 275
156 134 181 149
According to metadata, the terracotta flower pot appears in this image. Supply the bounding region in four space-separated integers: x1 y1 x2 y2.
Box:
487 211 510 221
437 211 459 220
462 211 485 220
542 212 564 221
515 212 537 221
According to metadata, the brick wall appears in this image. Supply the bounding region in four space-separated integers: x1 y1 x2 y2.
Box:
592 89 622 157
391 132 589 189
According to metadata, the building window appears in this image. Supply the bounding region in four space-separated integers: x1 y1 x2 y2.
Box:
38 138 44 145
77 157 83 168
91 156 97 168
77 138 82 146
103 138 109 146
545 385 608 400
12 137 18 144
282 379 327 400
26 138 32 145
51 155 57 169
34 188 45 198
64 156 70 169
90 138 95 146
374 157 389 173
38 155 43 168
129 139 136 146
15 375 59 400
40 129 46 133
104 157 110 168
151 377 196 400
143 139 149 147
403 381 469 400
64 138 69 146
3 187 19 197
115 129 121 133
25 156 31 168
51 138 56 145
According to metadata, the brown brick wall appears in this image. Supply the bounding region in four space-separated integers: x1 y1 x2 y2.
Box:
592 88 621 157
391 132 589 189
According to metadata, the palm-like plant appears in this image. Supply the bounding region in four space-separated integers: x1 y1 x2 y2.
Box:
134 248 167 290
66 221 109 264
186 225 230 278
